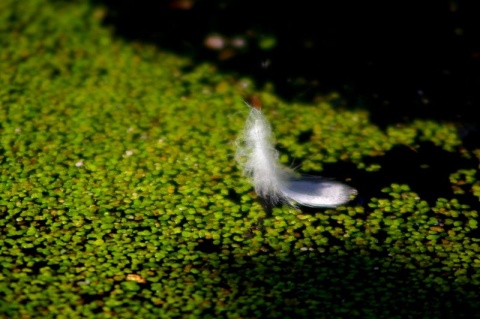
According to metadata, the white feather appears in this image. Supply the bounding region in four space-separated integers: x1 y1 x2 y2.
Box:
236 106 356 207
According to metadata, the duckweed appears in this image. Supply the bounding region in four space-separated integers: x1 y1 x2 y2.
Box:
1 0 480 318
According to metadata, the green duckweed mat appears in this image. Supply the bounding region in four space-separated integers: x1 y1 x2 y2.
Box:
1 1 480 318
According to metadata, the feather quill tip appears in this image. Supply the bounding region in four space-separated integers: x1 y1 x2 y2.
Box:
236 106 356 208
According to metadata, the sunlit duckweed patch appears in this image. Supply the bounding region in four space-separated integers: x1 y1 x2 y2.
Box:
1 0 480 318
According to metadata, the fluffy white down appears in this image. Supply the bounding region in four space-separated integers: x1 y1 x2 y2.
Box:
236 107 356 207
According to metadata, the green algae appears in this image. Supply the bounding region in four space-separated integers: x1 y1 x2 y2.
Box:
1 0 480 318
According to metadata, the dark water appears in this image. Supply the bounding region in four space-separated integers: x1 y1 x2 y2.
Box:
94 0 480 129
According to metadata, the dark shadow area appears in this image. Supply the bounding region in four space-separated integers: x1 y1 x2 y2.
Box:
355 142 478 207
459 123 480 151
205 251 480 318
92 0 480 128
195 238 222 254
317 142 478 207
